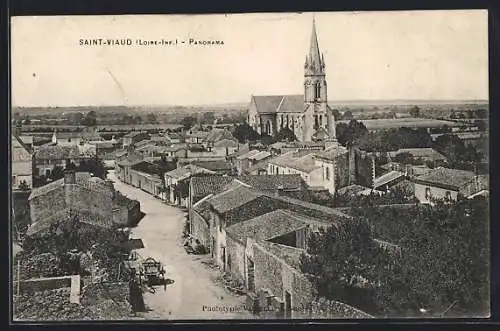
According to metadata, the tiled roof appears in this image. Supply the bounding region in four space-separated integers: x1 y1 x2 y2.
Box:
192 199 212 221
337 184 371 196
134 139 155 148
213 138 239 148
373 171 405 189
252 95 285 114
248 151 272 161
187 131 210 139
165 164 214 180
29 172 91 200
388 148 447 161
413 167 477 190
226 209 306 244
269 150 315 168
116 151 144 166
34 144 95 160
236 149 261 160
313 145 349 161
254 240 304 269
131 161 169 178
208 185 263 214
190 175 235 198
236 174 304 191
12 134 32 162
123 131 148 138
277 95 305 113
191 160 232 172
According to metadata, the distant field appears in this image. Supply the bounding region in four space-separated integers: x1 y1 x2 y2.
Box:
20 123 184 132
337 118 461 130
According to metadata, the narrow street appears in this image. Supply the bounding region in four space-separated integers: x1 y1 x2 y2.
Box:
107 170 254 320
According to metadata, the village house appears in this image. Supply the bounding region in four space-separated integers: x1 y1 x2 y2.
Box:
185 131 209 144
164 164 215 206
47 128 104 147
122 131 150 149
188 174 308 248
235 150 273 175
128 160 166 199
225 209 334 317
114 151 144 184
26 171 135 236
268 150 325 189
32 136 97 182
12 134 33 190
153 144 188 158
190 160 234 175
413 167 489 204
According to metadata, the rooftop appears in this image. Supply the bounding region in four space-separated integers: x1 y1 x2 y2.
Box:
208 184 263 214
388 148 447 161
313 145 349 161
34 144 96 160
190 175 235 198
373 170 405 189
213 138 239 148
191 160 233 172
254 240 305 270
236 174 304 191
226 209 307 245
252 95 305 114
165 164 214 180
413 167 478 190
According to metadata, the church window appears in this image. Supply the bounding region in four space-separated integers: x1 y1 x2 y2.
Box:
425 187 432 200
314 116 319 128
326 167 330 181
315 83 321 99
319 115 323 126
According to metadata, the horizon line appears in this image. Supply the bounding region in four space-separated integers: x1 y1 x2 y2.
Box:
12 98 490 108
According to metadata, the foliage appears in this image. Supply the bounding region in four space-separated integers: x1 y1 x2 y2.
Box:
409 106 420 118
77 157 107 179
432 134 483 166
357 127 433 152
202 112 216 124
342 110 354 121
335 120 369 147
300 217 390 311
260 133 277 146
275 127 297 142
146 113 157 124
233 123 261 143
347 197 490 317
81 111 97 126
181 116 197 130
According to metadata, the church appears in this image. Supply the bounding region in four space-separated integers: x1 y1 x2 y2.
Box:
247 18 336 143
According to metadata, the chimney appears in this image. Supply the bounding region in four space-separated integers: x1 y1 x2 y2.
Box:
64 170 76 185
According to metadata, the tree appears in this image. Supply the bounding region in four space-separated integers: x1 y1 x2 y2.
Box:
409 106 420 118
233 123 260 143
81 111 97 126
146 113 157 124
300 217 390 312
180 116 197 130
336 120 369 147
77 157 107 179
260 133 277 146
393 152 415 165
343 110 354 121
202 112 216 124
474 120 488 131
275 127 297 142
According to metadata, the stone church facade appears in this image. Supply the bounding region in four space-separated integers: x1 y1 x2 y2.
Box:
247 18 336 142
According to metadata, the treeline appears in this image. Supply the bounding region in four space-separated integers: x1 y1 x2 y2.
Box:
301 197 489 317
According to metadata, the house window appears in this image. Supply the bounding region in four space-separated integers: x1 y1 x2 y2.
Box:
325 167 330 181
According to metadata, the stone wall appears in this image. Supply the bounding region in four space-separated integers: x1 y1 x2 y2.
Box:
191 209 211 249
335 151 350 190
226 235 246 282
30 187 66 224
310 297 374 319
13 275 72 294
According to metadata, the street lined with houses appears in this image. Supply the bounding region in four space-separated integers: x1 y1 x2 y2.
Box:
107 170 253 319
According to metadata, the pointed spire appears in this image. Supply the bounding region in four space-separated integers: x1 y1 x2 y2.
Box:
307 15 324 74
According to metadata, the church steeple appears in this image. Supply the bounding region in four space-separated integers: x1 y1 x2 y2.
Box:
305 16 325 76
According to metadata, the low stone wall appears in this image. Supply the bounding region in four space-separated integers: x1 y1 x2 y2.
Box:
310 297 374 319
13 275 81 298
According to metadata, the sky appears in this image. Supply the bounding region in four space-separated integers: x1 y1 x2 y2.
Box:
11 10 488 107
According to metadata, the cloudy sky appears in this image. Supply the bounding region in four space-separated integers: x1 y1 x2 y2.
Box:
11 10 488 107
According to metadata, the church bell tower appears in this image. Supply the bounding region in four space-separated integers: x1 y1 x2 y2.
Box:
303 17 329 142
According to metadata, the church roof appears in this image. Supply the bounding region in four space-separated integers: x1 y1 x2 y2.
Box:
252 95 305 114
